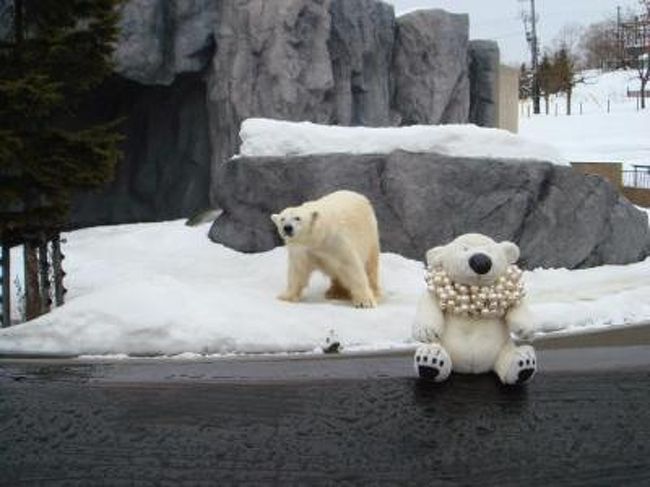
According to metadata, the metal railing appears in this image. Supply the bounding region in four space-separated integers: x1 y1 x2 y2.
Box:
623 165 650 189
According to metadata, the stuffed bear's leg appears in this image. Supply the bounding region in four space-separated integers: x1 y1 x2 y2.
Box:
493 341 537 385
414 342 452 382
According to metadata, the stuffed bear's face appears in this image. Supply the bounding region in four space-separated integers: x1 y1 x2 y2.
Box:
271 207 318 244
426 233 520 286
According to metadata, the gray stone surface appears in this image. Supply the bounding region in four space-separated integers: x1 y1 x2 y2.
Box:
71 74 211 227
114 0 218 85
469 40 500 127
328 0 395 126
206 0 336 199
392 10 470 125
209 152 649 269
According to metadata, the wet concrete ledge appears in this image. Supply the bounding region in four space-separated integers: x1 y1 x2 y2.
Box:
1 323 649 384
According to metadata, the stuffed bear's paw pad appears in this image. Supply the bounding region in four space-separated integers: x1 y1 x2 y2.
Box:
414 344 452 382
504 346 537 385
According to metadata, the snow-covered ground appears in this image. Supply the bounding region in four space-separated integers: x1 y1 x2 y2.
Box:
520 69 650 168
239 118 567 164
1 219 649 358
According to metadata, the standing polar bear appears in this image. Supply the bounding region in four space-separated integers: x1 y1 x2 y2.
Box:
413 233 537 385
271 190 381 308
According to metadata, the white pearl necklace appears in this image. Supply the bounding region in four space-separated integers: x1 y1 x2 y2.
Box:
425 265 525 318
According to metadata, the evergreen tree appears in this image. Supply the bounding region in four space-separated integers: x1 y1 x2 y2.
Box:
536 53 557 114
553 46 577 115
0 0 122 241
0 0 123 319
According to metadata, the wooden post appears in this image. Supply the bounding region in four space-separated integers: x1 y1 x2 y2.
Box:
38 236 51 313
52 235 66 307
24 239 41 320
1 243 10 327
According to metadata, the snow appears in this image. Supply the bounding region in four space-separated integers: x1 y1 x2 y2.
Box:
238 118 568 165
520 69 650 168
1 220 649 358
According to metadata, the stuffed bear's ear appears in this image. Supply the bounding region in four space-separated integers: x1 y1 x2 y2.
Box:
425 246 445 267
270 214 280 225
500 241 520 264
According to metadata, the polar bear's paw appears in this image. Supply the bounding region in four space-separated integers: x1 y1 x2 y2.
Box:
414 344 452 382
352 293 377 309
502 345 537 385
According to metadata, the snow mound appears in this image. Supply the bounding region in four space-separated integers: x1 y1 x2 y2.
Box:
1 220 649 358
237 118 568 165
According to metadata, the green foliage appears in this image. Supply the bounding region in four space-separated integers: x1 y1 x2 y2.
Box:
0 0 123 242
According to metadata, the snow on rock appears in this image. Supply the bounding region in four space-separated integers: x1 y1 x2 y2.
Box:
1 220 649 357
237 118 568 165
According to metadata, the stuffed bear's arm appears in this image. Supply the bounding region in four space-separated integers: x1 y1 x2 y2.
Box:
505 300 536 340
412 291 445 342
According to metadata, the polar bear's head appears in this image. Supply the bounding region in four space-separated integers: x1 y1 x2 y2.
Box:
426 233 520 286
271 206 319 245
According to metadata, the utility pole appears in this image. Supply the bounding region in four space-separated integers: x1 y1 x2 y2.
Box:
617 6 623 67
521 0 541 113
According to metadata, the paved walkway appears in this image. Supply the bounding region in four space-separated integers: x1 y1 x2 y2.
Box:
1 325 649 486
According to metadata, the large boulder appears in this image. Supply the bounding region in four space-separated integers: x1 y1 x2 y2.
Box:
391 10 470 125
208 152 649 269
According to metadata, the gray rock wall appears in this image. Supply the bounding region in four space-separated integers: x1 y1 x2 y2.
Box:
392 10 470 125
65 0 500 227
209 152 650 269
469 40 500 127
71 73 211 227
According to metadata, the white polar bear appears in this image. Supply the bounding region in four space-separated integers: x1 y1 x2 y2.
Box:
413 233 537 385
271 190 381 308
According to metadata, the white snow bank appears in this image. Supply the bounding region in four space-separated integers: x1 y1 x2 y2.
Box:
1 220 649 357
520 69 650 167
237 118 568 165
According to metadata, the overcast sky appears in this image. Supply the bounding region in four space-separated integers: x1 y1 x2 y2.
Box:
384 0 643 65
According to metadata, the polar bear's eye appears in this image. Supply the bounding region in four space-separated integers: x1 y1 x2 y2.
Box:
294 216 301 222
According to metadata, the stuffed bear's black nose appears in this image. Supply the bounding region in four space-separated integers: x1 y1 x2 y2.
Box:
283 224 293 236
469 253 492 274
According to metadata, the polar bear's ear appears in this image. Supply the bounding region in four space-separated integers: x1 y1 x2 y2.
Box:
425 246 445 267
271 214 280 225
500 241 520 264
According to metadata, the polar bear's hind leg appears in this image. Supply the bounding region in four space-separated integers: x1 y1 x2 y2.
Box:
325 278 351 300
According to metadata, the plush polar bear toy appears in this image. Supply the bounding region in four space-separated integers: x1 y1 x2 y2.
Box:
413 233 537 385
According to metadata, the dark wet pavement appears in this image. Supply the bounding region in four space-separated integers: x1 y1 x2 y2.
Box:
1 334 650 486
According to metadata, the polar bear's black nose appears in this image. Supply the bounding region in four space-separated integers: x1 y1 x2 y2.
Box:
283 224 293 236
469 253 492 274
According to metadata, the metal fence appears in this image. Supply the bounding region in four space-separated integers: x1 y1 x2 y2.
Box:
623 165 650 189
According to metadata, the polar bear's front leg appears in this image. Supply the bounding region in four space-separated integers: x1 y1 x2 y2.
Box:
278 249 313 302
493 341 537 385
412 292 445 343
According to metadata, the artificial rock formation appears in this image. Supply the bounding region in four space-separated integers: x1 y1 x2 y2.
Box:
209 152 650 269
66 0 497 226
392 10 470 125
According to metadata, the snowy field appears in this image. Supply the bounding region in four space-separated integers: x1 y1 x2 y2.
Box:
520 69 650 167
1 219 649 358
